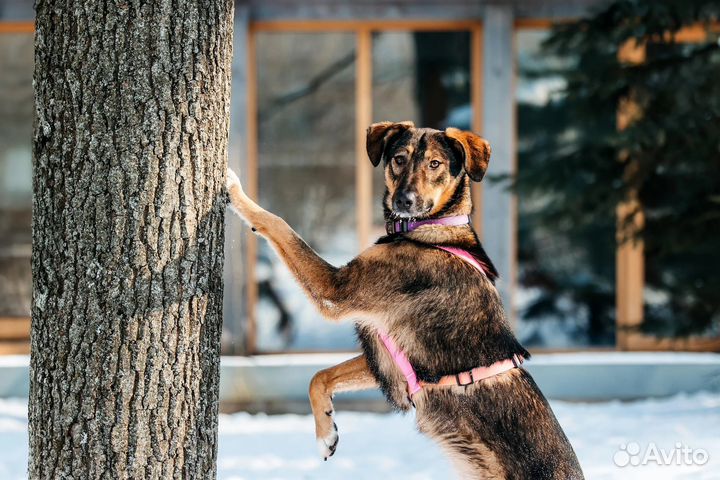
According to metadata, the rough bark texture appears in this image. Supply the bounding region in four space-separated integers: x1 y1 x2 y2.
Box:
30 1 233 478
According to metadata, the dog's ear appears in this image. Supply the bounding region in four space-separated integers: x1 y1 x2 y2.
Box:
444 128 491 182
366 121 414 167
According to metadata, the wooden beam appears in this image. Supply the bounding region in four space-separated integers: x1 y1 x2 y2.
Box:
245 26 259 354
0 21 34 33
616 39 646 351
0 317 31 341
247 1 607 24
252 19 483 32
615 198 645 350
668 25 708 43
356 29 373 249
483 5 516 322
224 5 251 355
514 19 557 29
0 341 30 355
622 333 720 352
470 25 484 238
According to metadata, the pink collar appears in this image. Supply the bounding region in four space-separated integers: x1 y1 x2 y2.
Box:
385 214 470 235
384 215 493 278
377 245 523 400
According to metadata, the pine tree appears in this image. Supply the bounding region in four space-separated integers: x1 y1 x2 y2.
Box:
510 0 720 339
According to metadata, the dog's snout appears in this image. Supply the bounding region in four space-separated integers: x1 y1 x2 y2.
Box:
393 191 417 212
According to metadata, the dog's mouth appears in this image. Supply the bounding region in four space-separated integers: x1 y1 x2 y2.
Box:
390 205 433 220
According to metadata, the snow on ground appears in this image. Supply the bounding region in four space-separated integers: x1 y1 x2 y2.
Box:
1 392 719 479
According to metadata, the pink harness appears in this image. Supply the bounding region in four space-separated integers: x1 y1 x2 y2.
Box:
378 217 524 398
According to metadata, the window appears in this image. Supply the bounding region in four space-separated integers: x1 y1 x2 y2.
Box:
0 30 33 321
246 23 481 353
371 31 472 230
639 36 720 339
254 32 358 351
514 28 616 348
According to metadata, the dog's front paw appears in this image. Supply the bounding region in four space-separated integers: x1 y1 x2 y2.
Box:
316 416 339 461
225 167 255 223
226 167 241 193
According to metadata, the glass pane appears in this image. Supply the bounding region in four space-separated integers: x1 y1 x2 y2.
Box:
371 31 471 229
515 29 615 348
255 32 357 351
0 33 33 318
641 39 720 338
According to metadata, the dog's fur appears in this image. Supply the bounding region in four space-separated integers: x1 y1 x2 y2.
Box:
226 121 584 479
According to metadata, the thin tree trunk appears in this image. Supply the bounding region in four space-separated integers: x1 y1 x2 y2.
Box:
30 1 233 478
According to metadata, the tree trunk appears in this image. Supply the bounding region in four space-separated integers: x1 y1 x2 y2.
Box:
30 1 233 478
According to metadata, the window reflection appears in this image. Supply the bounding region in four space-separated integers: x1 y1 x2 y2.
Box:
0 33 33 319
255 32 358 351
515 29 615 348
641 40 720 337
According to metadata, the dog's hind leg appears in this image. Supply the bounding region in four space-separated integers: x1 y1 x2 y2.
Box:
309 354 378 460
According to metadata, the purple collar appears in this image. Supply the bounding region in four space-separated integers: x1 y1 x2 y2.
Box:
385 214 471 235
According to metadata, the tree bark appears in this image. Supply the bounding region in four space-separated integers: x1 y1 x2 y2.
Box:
30 1 233 478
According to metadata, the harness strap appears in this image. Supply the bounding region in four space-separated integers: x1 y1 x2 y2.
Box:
420 354 524 388
376 245 522 400
377 329 423 396
434 245 490 277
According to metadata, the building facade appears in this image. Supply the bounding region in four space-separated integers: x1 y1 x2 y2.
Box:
4 0 713 355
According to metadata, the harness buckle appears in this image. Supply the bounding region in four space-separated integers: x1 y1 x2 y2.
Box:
455 370 475 386
512 354 524 368
385 220 409 235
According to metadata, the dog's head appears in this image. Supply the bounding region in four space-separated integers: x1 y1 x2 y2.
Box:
366 121 491 219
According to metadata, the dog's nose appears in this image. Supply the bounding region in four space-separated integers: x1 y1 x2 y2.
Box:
393 191 417 212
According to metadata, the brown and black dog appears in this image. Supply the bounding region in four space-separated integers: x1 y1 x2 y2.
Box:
227 121 584 479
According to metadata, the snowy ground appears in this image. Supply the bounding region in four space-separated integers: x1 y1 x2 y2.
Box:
1 392 719 479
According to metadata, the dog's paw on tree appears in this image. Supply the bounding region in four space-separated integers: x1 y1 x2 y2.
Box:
226 166 242 193
226 166 268 233
226 167 246 221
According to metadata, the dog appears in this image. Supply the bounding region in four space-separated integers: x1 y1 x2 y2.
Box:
226 121 584 479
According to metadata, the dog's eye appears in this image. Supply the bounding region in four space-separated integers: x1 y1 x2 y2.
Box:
393 156 406 166
429 160 441 169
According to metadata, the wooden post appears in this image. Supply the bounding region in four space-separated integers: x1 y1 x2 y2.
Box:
356 28 373 249
225 4 250 354
615 39 646 350
244 25 259 354
470 24 484 238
